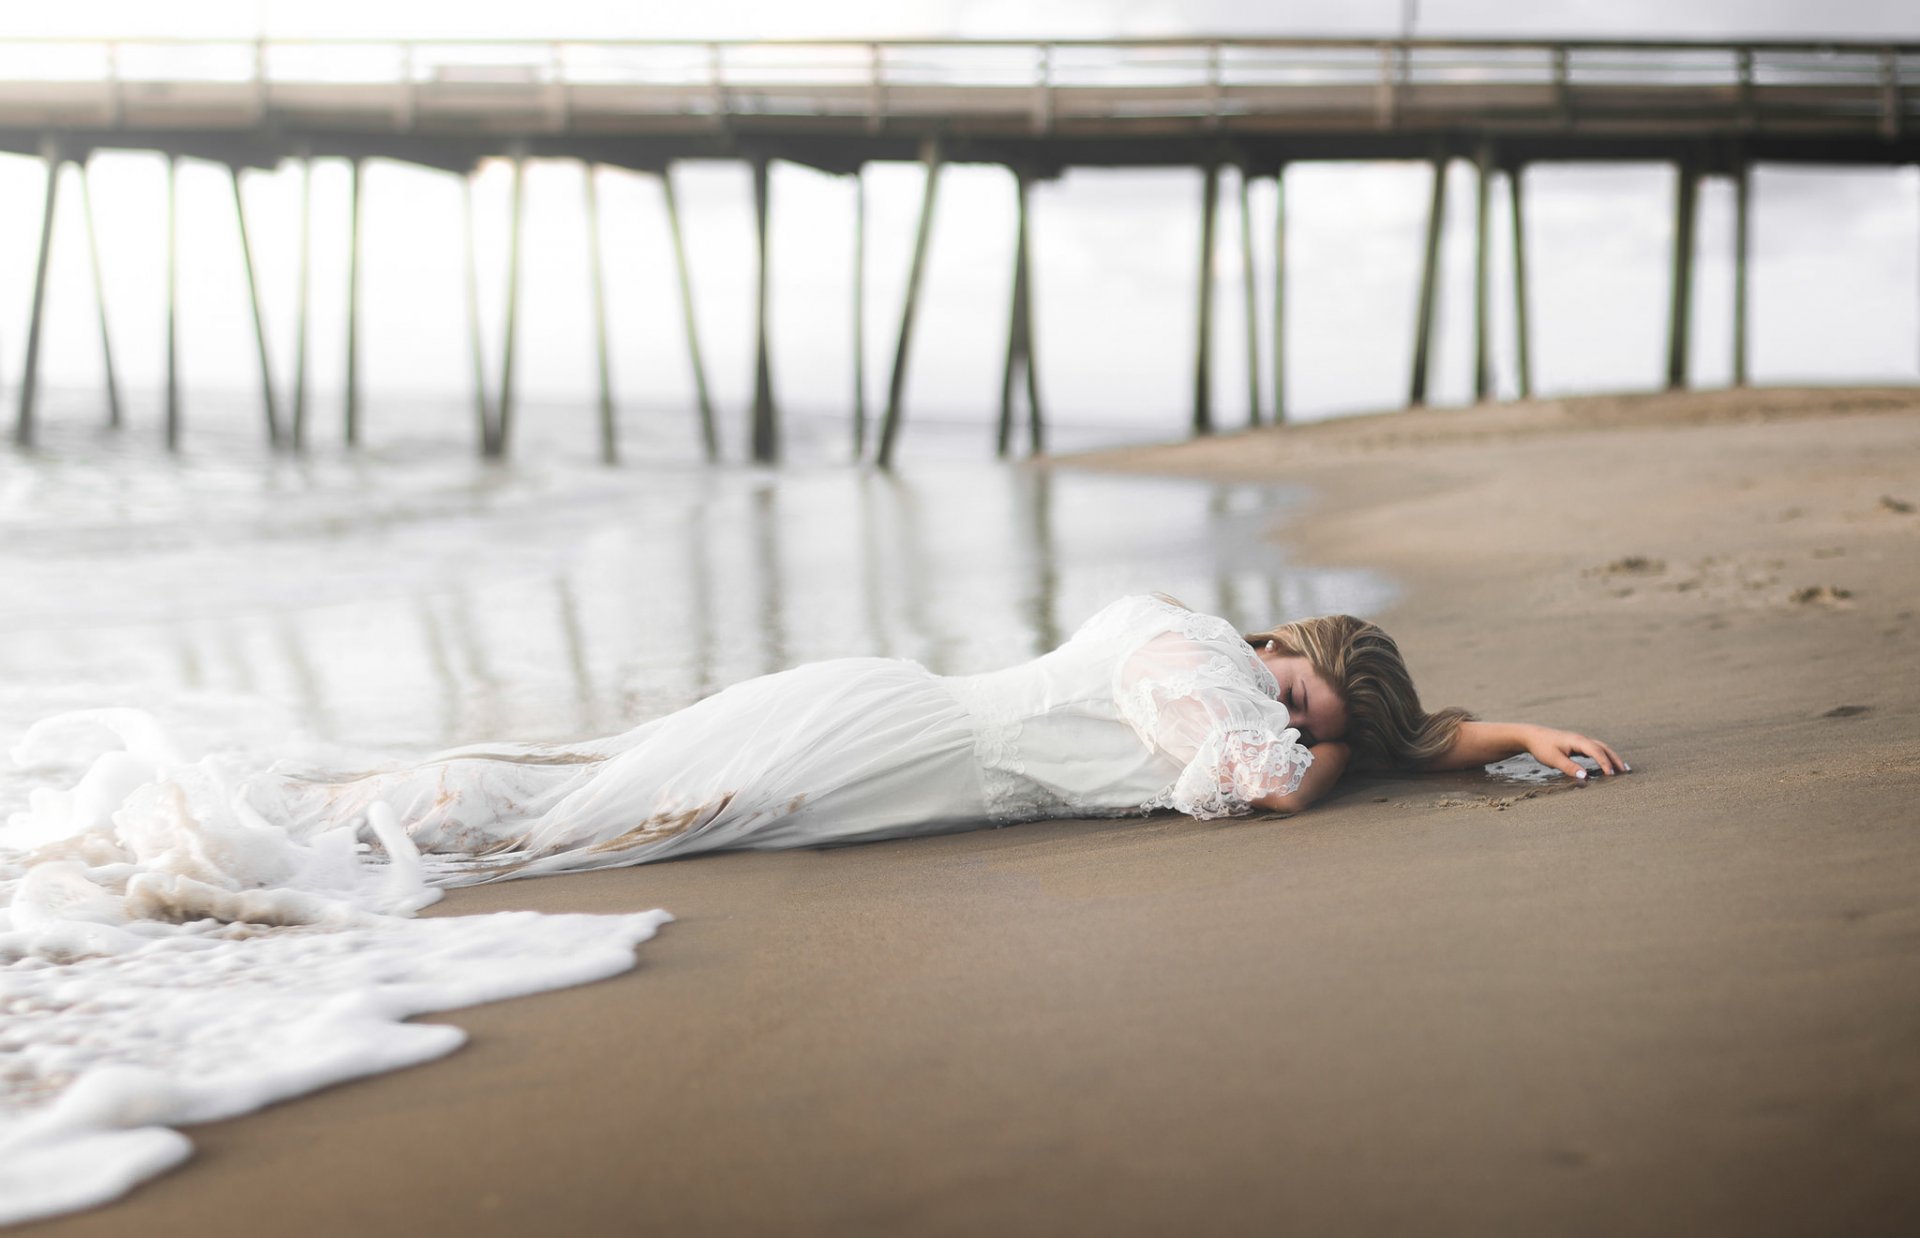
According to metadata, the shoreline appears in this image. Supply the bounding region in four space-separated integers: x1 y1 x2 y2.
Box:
27 385 1920 1237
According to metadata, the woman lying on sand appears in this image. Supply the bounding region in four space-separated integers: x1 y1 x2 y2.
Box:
0 596 1628 1224
263 593 1626 884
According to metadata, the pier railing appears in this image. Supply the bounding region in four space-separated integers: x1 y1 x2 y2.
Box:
0 36 1914 138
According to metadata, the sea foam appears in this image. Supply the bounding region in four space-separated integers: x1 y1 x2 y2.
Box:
0 709 668 1226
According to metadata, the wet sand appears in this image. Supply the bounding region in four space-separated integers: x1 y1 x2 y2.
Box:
29 386 1920 1236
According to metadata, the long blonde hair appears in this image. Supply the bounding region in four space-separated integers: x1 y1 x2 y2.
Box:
1242 614 1471 770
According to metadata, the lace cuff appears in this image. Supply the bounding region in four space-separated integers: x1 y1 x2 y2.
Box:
1163 726 1313 821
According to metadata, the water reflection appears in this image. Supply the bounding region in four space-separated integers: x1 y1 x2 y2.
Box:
752 484 787 677
0 455 1393 759
554 575 597 734
1015 466 1062 655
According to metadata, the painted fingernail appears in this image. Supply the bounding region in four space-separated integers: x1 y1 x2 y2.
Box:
1623 763 1632 772
1575 769 1587 780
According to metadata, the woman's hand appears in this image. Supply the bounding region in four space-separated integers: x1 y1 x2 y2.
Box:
1517 724 1628 781
1425 720 1628 778
1254 740 1350 815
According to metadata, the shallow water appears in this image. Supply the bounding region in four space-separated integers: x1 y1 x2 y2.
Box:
1483 754 1604 785
0 411 1390 778
0 401 1392 1223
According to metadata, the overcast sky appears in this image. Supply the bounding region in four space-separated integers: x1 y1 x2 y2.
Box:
12 0 1920 40
0 2 1915 460
11 0 1920 39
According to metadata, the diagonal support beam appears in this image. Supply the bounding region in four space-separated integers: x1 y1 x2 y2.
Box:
583 161 618 464
661 167 719 461
291 151 312 452
15 137 62 448
1019 171 1044 457
1509 164 1534 399
876 137 945 470
1408 154 1447 408
77 160 124 432
492 152 528 459
461 172 494 454
228 164 282 448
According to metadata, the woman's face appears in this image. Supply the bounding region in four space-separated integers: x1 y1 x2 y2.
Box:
1257 649 1349 746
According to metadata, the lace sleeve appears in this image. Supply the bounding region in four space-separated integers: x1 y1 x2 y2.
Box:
1114 622 1313 820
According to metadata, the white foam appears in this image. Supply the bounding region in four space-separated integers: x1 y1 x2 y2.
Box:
0 709 670 1227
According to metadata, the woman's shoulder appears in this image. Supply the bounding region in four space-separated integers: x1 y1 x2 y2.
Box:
1075 595 1279 699
1071 593 1247 648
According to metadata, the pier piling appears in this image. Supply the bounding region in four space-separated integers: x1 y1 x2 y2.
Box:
15 137 61 448
750 157 778 463
583 163 617 464
1409 155 1447 408
1239 167 1261 426
996 227 1025 456
165 153 180 452
78 161 123 432
997 169 1034 458
1733 161 1751 386
1019 173 1043 456
494 153 527 459
661 168 719 461
344 157 364 446
1193 161 1220 435
1509 164 1533 399
229 166 282 448
876 137 944 470
1272 167 1287 423
461 174 492 452
292 152 312 452
1666 161 1700 390
852 168 868 460
1472 144 1494 402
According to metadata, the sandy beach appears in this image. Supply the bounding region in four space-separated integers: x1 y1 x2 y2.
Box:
26 386 1920 1237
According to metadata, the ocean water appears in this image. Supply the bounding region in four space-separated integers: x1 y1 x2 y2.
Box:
0 394 1392 1224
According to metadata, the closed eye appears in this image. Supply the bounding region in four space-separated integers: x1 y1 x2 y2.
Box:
1284 690 1316 745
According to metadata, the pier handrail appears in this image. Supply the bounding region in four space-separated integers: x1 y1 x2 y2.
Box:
0 35 1912 127
0 34 1915 49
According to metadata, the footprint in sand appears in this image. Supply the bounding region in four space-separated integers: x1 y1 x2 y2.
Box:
1790 585 1854 606
1880 495 1914 515
1587 555 1666 578
1821 705 1871 718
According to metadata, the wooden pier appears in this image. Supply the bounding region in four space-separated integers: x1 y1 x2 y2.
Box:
1 35 1916 464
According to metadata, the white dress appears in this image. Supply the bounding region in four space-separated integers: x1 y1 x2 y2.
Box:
0 595 1314 1221
256 594 1315 884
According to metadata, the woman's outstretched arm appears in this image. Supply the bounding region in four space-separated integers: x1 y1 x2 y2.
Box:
1246 717 1626 816
1421 721 1627 780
